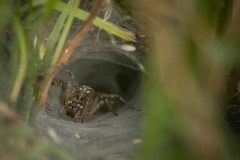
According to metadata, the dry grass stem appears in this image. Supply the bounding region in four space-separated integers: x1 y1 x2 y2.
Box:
38 0 103 110
0 102 22 124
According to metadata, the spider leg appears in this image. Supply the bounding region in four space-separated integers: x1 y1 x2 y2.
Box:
61 105 67 114
51 77 68 91
74 105 84 123
101 94 126 104
52 77 70 106
104 98 118 116
80 112 90 123
80 118 84 123
113 95 127 104
107 94 140 111
62 68 80 90
74 110 81 122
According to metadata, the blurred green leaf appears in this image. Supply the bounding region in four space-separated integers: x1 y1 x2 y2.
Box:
42 0 77 66
10 17 28 102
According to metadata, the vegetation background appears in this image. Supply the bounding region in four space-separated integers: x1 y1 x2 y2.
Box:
1 0 240 159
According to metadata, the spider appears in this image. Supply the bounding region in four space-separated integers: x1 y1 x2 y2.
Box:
51 69 129 123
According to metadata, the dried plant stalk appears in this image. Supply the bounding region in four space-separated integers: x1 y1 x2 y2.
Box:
38 0 103 110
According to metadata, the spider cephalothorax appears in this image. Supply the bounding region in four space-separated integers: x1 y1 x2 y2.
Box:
51 69 128 122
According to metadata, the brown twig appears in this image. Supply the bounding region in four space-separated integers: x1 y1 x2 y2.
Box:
0 102 22 124
38 0 103 108
58 0 104 65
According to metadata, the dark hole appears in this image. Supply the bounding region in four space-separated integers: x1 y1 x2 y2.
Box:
65 51 142 114
115 72 132 93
